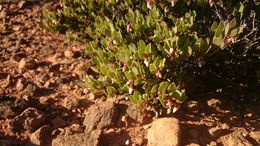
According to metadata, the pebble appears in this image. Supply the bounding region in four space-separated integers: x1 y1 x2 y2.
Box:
64 50 75 58
18 58 37 70
16 78 25 91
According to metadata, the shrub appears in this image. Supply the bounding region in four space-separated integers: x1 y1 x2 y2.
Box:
44 0 258 114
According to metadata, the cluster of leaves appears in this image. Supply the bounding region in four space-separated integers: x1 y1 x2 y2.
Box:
43 0 253 113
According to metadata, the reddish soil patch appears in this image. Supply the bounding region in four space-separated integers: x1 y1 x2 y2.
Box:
0 1 259 146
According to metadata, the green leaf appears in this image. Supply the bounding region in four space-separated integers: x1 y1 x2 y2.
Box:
211 21 218 31
129 95 138 104
224 24 230 36
167 82 176 92
228 18 237 30
124 71 135 80
239 2 244 13
106 86 116 96
158 95 167 107
131 91 141 104
145 43 152 54
132 66 139 76
151 84 159 94
159 58 166 68
230 28 239 37
215 21 224 37
171 89 187 102
85 43 93 54
154 57 161 68
149 63 157 73
158 82 170 93
213 36 225 48
134 78 142 86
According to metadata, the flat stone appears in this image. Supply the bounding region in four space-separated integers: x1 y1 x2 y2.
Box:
147 118 180 146
209 127 222 139
52 130 101 146
83 102 118 132
11 107 45 133
220 133 253 146
30 125 51 146
249 131 260 143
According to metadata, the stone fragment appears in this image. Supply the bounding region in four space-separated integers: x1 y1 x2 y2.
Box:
220 133 253 146
186 100 199 113
207 98 221 108
18 58 37 70
0 96 15 118
209 127 222 139
249 131 260 143
147 118 180 146
22 84 37 96
11 107 45 133
16 78 25 91
52 130 101 146
83 102 118 132
39 46 55 56
30 125 51 146
63 96 79 110
64 50 75 58
18 1 26 9
51 116 67 129
36 72 49 83
126 104 145 123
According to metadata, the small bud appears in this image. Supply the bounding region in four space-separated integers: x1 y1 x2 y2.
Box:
128 87 134 94
126 80 134 86
155 70 162 78
147 0 154 10
83 88 90 94
127 23 132 33
125 139 130 145
113 40 117 45
144 59 149 67
225 36 236 45
209 0 214 7
167 109 171 114
171 0 176 6
172 107 179 113
125 96 129 100
169 47 174 54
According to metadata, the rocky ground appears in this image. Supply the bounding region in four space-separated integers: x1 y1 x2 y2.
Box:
0 1 259 146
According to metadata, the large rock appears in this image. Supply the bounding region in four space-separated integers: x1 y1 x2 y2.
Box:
10 107 45 133
220 133 253 146
147 118 180 146
30 125 51 146
52 130 101 146
83 102 118 132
